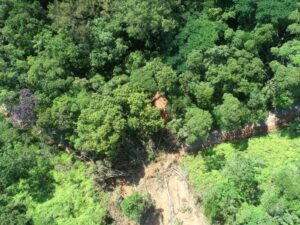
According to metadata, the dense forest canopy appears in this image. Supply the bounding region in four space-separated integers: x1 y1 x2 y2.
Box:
1 0 300 224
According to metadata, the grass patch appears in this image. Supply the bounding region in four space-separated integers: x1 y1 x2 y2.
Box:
182 126 300 224
27 154 109 225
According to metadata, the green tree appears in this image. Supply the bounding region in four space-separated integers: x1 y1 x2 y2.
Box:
189 82 214 109
125 51 146 74
113 84 164 137
48 0 109 41
88 18 128 73
179 72 214 109
36 92 84 143
204 179 242 224
214 93 249 131
287 4 300 36
169 96 193 117
120 192 153 222
201 155 260 224
0 196 32 225
180 108 213 144
0 116 54 209
234 0 297 29
185 50 205 74
234 204 273 225
30 154 108 225
260 166 300 224
204 46 266 98
256 0 297 26
246 87 267 123
27 29 78 103
0 0 44 88
170 17 224 70
226 24 275 54
74 95 125 157
223 155 260 204
269 62 300 108
130 58 177 93
0 115 108 225
0 88 17 112
113 0 177 42
269 41 300 108
271 40 300 67
0 0 44 54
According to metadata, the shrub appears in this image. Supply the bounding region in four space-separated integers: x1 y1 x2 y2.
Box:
120 192 153 222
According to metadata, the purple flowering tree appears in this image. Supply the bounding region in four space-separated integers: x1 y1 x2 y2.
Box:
11 89 37 129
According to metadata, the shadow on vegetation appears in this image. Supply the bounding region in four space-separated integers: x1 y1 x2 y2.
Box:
101 129 180 190
141 207 163 225
231 139 249 151
200 147 226 171
151 129 182 154
279 121 300 139
27 171 55 203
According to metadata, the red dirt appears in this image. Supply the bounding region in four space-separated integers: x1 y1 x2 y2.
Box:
152 92 171 121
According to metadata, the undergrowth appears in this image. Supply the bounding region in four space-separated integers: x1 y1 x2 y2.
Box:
182 125 300 224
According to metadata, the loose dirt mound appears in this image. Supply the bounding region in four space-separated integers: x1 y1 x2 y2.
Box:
138 152 208 225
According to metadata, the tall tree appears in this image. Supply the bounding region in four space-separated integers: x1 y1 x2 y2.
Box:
130 58 177 93
74 95 125 157
214 93 249 130
27 29 78 104
175 107 213 144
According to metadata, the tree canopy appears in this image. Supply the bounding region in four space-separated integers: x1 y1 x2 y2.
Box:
1 0 300 223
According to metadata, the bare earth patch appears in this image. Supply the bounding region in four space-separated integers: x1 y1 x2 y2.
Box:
108 106 300 224
138 152 208 225
111 151 208 225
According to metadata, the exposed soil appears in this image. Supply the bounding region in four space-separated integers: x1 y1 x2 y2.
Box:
152 92 171 121
110 151 208 225
2 102 298 225
109 108 300 225
138 151 208 225
152 92 168 111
